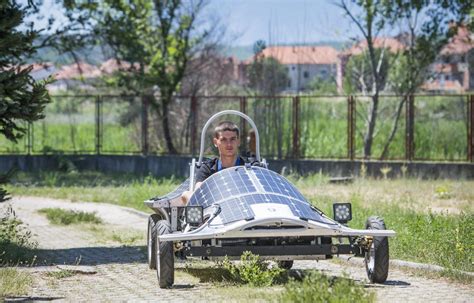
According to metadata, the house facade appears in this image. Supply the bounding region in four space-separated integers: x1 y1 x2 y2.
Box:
253 46 340 92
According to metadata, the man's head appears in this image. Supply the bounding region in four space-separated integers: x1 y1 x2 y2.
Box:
213 121 240 159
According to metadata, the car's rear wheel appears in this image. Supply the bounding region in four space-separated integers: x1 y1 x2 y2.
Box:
277 260 293 270
364 216 389 283
155 220 174 288
147 214 160 269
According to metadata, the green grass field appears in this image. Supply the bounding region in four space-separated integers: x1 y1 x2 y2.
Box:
5 171 473 275
0 95 469 160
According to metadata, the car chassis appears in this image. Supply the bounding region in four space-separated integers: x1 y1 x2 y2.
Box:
145 110 396 288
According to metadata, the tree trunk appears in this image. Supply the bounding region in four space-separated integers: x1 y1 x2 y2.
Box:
363 94 379 158
160 96 178 154
380 96 407 160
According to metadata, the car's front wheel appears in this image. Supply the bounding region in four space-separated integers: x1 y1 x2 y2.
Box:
147 214 160 269
364 216 389 283
155 220 174 288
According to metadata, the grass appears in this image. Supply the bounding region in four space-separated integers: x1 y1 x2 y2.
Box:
46 269 76 279
38 208 102 225
0 95 469 161
86 225 144 246
0 206 38 265
6 171 180 212
6 171 474 277
0 268 33 298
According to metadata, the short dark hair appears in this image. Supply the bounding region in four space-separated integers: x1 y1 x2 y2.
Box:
214 121 240 138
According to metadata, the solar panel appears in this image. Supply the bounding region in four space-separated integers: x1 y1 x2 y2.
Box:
189 167 256 207
188 165 335 225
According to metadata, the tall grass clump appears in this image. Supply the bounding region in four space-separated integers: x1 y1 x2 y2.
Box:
38 208 102 225
280 271 374 303
0 206 37 264
221 252 285 286
0 268 33 298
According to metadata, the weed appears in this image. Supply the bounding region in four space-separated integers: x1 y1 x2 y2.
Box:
220 251 285 286
0 206 37 264
0 268 33 298
38 208 102 225
434 185 451 199
46 269 76 279
280 271 374 303
380 166 392 179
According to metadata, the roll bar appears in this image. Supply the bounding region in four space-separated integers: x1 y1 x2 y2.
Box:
197 110 261 166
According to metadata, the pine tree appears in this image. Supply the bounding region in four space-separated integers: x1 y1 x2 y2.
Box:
0 0 53 202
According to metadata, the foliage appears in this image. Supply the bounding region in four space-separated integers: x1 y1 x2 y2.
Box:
338 0 471 158
65 0 210 154
343 48 393 95
0 0 53 143
0 268 32 298
280 271 374 303
247 42 289 95
221 251 285 286
38 208 102 225
307 77 338 95
0 205 37 264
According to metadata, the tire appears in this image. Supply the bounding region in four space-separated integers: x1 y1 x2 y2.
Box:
147 214 160 269
155 220 174 288
277 260 293 270
364 216 389 283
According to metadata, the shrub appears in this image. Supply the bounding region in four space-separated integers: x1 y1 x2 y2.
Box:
0 205 37 264
221 251 284 286
0 268 33 298
280 271 374 303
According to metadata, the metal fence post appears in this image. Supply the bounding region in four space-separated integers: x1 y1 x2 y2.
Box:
141 95 149 156
347 95 355 160
292 96 300 159
405 94 415 161
468 94 474 162
240 96 247 143
190 96 198 156
95 95 102 155
27 122 32 155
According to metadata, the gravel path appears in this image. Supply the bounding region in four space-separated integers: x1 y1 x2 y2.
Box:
3 196 473 302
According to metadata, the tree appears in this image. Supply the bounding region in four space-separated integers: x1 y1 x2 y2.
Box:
0 0 52 201
246 41 290 158
67 0 210 154
338 0 472 159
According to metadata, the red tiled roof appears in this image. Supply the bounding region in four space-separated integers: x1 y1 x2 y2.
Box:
55 62 101 80
441 26 473 55
100 58 133 74
253 46 339 65
421 79 463 92
343 37 404 56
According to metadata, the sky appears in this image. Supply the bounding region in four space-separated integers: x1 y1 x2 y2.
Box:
205 0 359 45
29 0 361 46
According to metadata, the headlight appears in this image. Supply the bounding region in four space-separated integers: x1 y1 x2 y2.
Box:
186 206 203 226
333 203 352 223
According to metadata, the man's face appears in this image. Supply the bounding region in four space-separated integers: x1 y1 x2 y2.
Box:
213 130 240 158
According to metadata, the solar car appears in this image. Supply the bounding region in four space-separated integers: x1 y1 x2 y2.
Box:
145 110 396 288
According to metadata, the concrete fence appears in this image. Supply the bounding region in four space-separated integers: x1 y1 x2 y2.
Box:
1 155 473 180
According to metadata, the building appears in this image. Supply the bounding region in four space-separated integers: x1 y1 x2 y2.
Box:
423 26 473 93
249 45 340 92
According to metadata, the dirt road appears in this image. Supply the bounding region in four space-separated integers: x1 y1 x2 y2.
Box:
3 196 473 302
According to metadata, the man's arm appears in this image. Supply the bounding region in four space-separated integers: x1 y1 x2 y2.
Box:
181 182 202 204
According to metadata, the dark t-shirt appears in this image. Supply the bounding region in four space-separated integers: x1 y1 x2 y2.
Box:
195 156 246 183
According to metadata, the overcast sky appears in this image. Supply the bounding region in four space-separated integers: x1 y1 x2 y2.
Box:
28 0 363 46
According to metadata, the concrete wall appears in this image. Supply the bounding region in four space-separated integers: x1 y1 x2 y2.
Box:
1 155 473 179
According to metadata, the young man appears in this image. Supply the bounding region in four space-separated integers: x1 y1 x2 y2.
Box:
181 121 245 204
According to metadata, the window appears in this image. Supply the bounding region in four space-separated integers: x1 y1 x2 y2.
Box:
303 71 309 78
